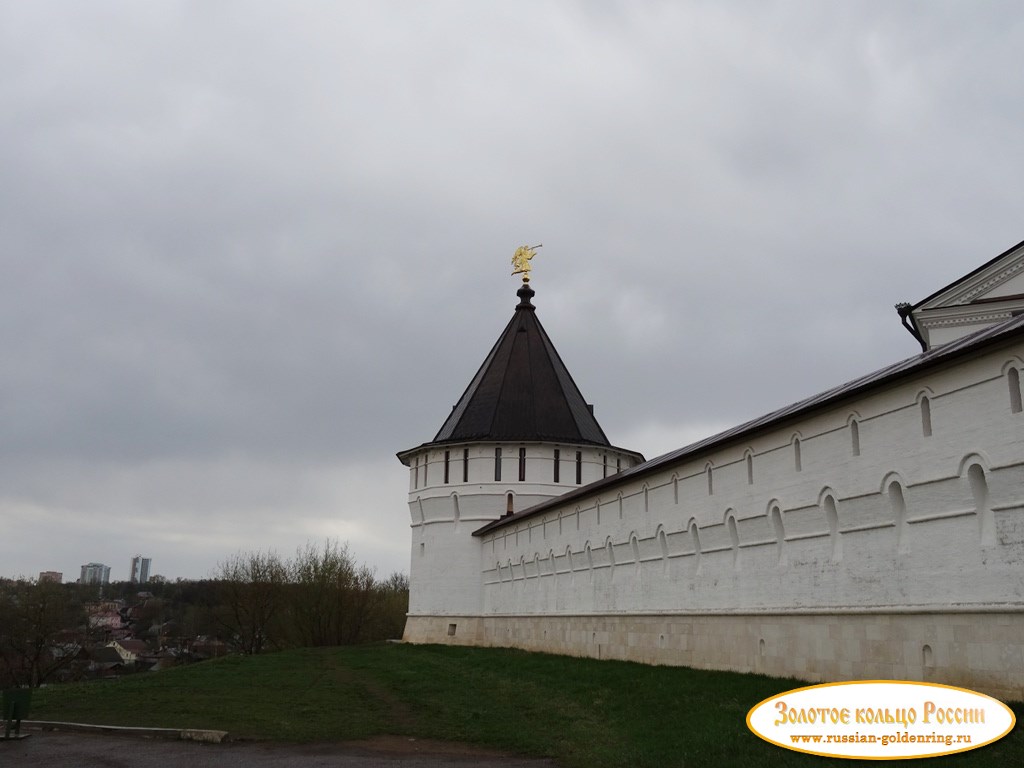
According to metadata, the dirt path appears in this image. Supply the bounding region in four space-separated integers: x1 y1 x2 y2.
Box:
5 730 561 768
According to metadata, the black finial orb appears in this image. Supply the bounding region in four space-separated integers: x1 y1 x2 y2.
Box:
516 283 536 310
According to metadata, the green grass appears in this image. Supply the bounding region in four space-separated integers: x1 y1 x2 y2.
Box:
29 644 1024 768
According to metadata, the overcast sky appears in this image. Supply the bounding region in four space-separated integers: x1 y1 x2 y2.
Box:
2 2 1022 582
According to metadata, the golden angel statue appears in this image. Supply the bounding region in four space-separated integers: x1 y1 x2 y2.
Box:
511 244 542 282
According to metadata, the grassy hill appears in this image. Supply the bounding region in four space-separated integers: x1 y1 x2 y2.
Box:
29 643 1023 768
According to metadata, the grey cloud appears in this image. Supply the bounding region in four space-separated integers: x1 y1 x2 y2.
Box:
1 2 1022 579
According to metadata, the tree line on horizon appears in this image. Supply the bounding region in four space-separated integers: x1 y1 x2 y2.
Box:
0 539 408 687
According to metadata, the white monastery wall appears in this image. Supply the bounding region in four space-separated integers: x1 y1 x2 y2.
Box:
476 347 1024 614
405 343 1024 699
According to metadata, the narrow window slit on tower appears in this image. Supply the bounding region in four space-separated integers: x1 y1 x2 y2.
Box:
463 448 469 482
553 448 560 483
519 447 526 481
575 451 582 484
443 450 450 484
494 447 502 481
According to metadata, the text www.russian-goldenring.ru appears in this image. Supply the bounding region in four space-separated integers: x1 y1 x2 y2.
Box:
790 732 972 747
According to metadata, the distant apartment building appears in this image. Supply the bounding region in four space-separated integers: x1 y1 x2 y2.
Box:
129 555 151 584
38 571 63 583
80 562 111 585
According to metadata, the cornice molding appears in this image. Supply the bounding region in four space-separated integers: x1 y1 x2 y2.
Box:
958 257 1024 304
917 246 1024 312
917 310 1013 329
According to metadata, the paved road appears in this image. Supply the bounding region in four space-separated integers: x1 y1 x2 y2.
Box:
3 731 560 768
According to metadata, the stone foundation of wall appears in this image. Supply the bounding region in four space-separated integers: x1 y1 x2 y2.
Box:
403 611 1024 702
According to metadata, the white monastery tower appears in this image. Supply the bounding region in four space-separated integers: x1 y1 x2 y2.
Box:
397 275 643 620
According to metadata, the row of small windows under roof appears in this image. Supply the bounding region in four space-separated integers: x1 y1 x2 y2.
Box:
412 448 632 489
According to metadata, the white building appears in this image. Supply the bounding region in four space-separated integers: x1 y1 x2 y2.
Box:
130 555 151 584
399 241 1024 702
80 562 111 585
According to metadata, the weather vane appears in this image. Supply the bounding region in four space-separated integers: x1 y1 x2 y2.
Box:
511 244 543 283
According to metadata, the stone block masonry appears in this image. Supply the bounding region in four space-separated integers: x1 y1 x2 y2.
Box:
404 611 1024 703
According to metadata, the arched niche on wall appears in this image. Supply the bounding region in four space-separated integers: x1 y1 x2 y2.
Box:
725 510 740 569
629 532 641 575
959 454 996 547
1008 365 1023 414
916 390 934 438
767 500 786 565
1002 359 1024 413
847 412 862 457
655 524 669 575
655 524 668 559
818 487 843 562
881 472 910 555
687 518 702 571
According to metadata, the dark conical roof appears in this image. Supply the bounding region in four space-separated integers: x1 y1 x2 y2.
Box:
429 283 611 447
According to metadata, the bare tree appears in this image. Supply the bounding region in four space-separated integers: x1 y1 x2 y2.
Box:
215 551 286 654
213 541 409 652
0 579 86 687
289 539 379 646
334 560 378 645
370 571 410 640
